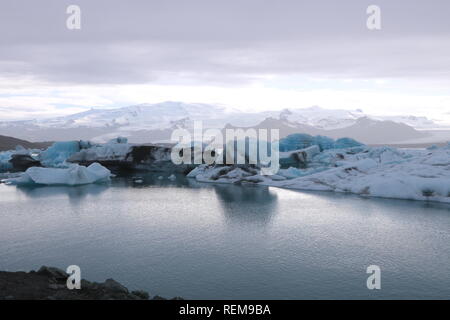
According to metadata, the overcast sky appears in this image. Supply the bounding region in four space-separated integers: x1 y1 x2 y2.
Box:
0 0 449 121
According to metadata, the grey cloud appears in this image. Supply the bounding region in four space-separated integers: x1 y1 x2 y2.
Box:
0 0 449 85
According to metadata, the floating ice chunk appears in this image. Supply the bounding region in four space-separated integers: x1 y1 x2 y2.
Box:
267 174 286 181
186 144 450 203
0 147 44 172
277 167 304 179
5 163 111 186
280 145 321 168
277 166 328 179
0 150 13 172
276 150 450 203
421 148 450 166
342 158 378 171
0 172 22 182
279 133 317 152
187 165 259 183
40 141 81 168
68 140 132 162
14 145 30 155
314 135 336 151
186 166 205 178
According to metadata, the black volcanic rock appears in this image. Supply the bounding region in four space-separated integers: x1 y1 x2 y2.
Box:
0 266 180 300
9 154 41 172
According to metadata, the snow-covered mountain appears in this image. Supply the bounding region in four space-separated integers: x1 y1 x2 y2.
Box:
372 115 439 130
0 101 444 144
24 102 235 129
279 106 366 130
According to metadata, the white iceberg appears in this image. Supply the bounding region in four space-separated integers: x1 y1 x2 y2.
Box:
187 144 450 203
4 163 112 186
276 147 450 203
36 138 130 168
67 140 132 163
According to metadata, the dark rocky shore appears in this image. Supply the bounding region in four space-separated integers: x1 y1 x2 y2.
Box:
0 266 182 300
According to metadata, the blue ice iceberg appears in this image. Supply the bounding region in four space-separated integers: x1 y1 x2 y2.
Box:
279 134 364 152
40 141 81 168
334 137 364 149
0 150 13 172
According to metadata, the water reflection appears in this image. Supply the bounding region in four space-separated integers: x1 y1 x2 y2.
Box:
114 173 192 188
279 188 450 217
212 184 278 226
116 173 279 226
16 183 109 204
3 172 450 299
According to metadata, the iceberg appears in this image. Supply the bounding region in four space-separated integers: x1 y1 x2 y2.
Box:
187 164 269 184
334 137 364 149
187 141 450 203
279 145 321 168
0 150 13 172
4 163 112 186
277 166 328 179
0 146 42 172
40 141 81 168
279 134 364 152
68 139 188 173
275 147 450 203
67 139 132 163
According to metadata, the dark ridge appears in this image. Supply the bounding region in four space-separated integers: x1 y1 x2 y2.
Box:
0 135 52 152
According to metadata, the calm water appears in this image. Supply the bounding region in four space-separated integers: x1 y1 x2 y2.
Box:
1 174 450 299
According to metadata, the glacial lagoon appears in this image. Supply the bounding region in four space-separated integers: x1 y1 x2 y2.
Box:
1 174 450 299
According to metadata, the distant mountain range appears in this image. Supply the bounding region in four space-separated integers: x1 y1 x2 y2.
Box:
0 101 446 145
224 116 429 144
